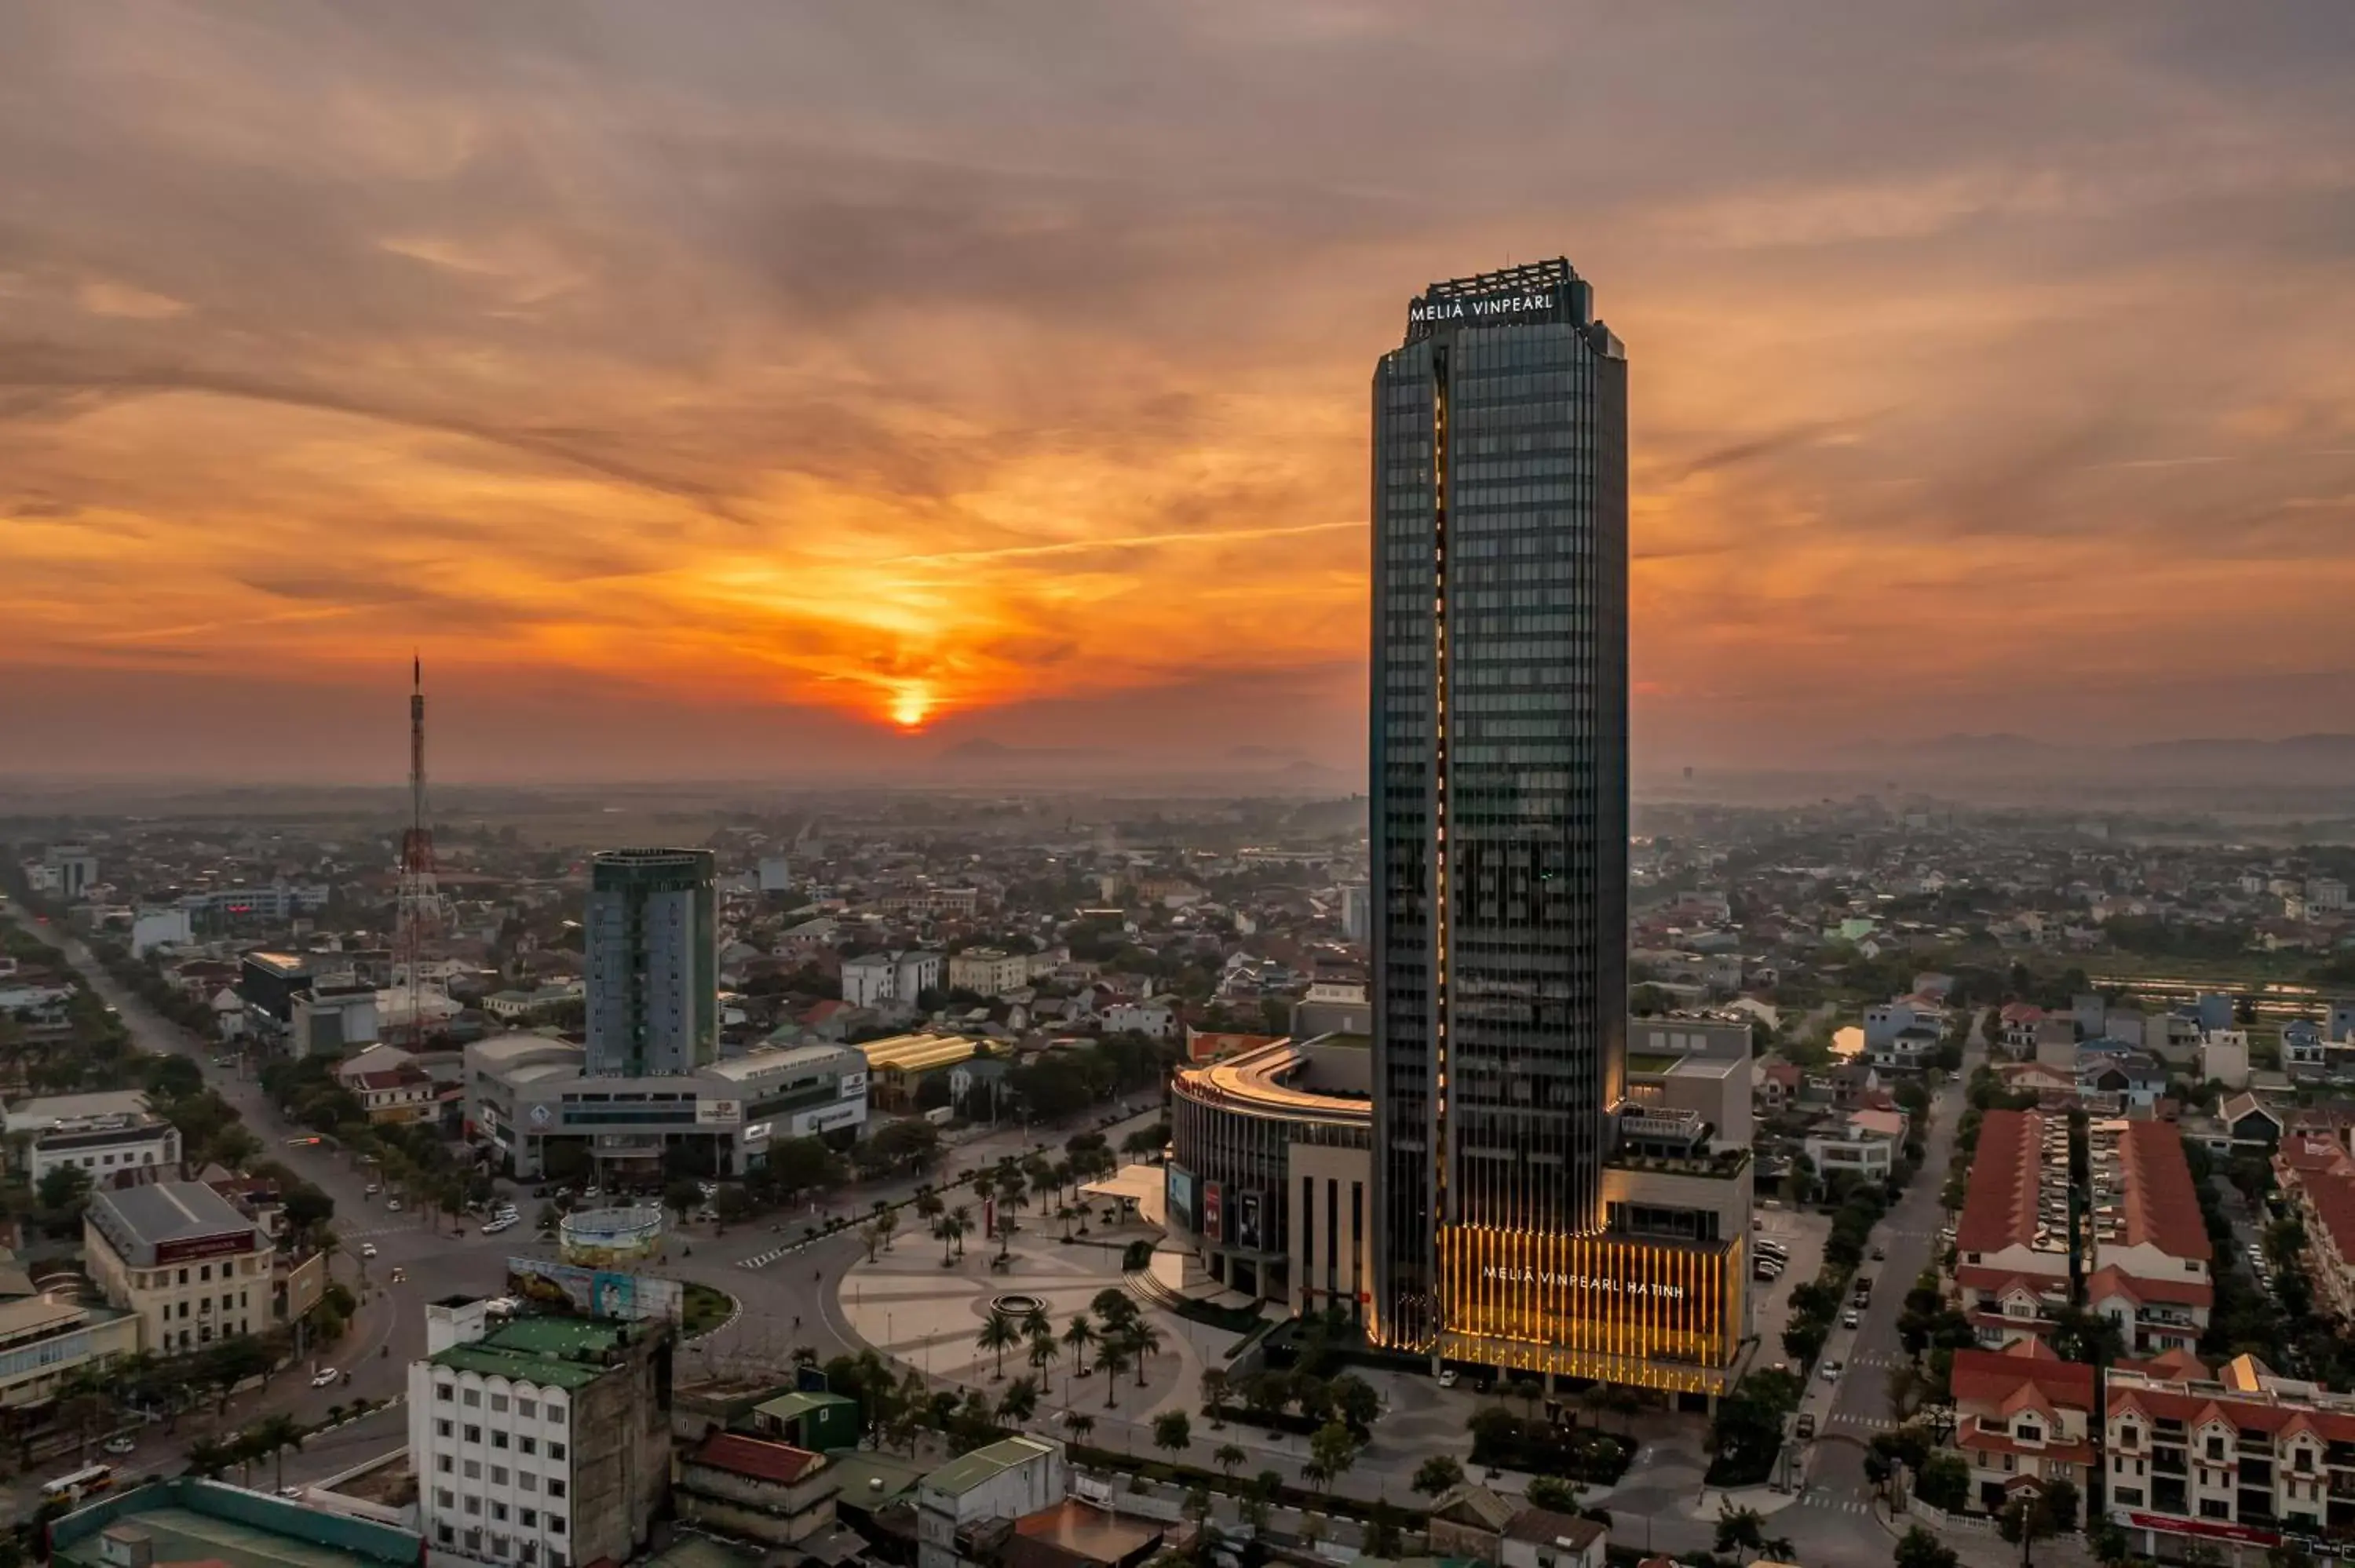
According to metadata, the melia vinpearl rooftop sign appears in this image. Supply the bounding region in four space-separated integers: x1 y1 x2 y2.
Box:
1405 286 1567 337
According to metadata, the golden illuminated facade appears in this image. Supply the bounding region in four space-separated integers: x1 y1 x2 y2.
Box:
1437 1225 1744 1395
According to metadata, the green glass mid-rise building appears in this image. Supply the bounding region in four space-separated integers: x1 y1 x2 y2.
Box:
585 848 718 1078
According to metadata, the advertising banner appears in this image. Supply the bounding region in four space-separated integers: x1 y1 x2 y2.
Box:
506 1257 684 1324
1202 1180 1225 1244
1165 1165 1199 1235
1235 1191 1264 1253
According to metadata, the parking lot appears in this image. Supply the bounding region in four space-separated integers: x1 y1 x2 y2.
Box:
1741 1200 1831 1375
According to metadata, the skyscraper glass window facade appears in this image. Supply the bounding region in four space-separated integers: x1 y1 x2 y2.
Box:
1369 259 1630 1353
584 848 719 1078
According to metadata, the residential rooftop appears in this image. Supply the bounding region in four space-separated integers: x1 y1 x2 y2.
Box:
429 1317 635 1391
920 1435 1059 1497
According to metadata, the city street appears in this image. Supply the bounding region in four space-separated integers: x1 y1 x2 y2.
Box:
2 896 1167 1498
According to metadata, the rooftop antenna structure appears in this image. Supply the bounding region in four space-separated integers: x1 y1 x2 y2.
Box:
395 654 451 1045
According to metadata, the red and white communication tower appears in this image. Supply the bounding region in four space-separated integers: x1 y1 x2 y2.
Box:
394 655 451 1045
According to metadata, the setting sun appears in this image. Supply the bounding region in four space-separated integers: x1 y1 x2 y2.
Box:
889 682 935 731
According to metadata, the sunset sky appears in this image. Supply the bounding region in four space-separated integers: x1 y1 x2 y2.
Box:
5 2 2353 783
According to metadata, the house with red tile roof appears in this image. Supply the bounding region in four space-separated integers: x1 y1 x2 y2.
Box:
1952 1110 2214 1354
2105 1358 2355 1554
1952 1343 2097 1516
2274 1131 2355 1321
676 1432 836 1545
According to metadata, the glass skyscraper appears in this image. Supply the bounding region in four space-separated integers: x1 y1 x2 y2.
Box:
585 847 719 1078
1369 259 1630 1355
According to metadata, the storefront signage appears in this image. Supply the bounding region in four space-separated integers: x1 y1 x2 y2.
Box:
696 1099 743 1127
155 1231 254 1267
839 1071 867 1099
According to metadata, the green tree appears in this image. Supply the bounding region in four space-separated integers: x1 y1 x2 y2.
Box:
997 1376 1040 1426
1095 1339 1130 1406
1527 1475 1583 1512
1895 1528 1960 1568
1413 1454 1466 1496
1152 1410 1192 1459
1915 1451 1972 1511
976 1308 1022 1380
36 1162 91 1214
1308 1419 1360 1495
1714 1504 1766 1564
1061 1313 1096 1377
247 1413 305 1493
1214 1442 1247 1479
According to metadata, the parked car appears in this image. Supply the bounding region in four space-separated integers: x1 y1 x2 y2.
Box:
1437 1369 1458 1389
1820 1360 1842 1382
1795 1413 1816 1439
1842 1308 1860 1329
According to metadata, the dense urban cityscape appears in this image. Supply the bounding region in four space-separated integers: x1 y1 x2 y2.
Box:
8 10 2355 1568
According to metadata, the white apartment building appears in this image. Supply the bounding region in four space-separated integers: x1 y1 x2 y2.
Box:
947 949 1031 998
841 950 942 1008
410 1304 670 1568
4 1090 181 1185
82 1181 272 1355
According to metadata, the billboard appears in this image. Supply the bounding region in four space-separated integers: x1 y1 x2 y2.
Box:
1201 1180 1225 1245
506 1257 684 1324
155 1231 255 1267
1165 1165 1199 1235
696 1099 743 1127
1234 1190 1264 1253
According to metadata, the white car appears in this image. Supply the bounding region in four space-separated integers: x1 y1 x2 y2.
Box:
360 1243 378 1259
1437 1369 1458 1389
310 1368 339 1388
101 1436 135 1456
482 1217 516 1235
1820 1360 1842 1382
385 1199 403 1212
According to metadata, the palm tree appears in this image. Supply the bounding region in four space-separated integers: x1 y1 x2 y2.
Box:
998 1376 1040 1427
915 1190 945 1227
1062 1312 1096 1380
1125 1320 1163 1387
1027 1330 1061 1379
951 1205 975 1258
1096 1340 1130 1407
250 1413 305 1493
1061 1409 1095 1448
1020 1303 1053 1342
1214 1442 1247 1479
184 1436 235 1479
976 1309 1022 1380
937 1216 960 1265
875 1207 900 1252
